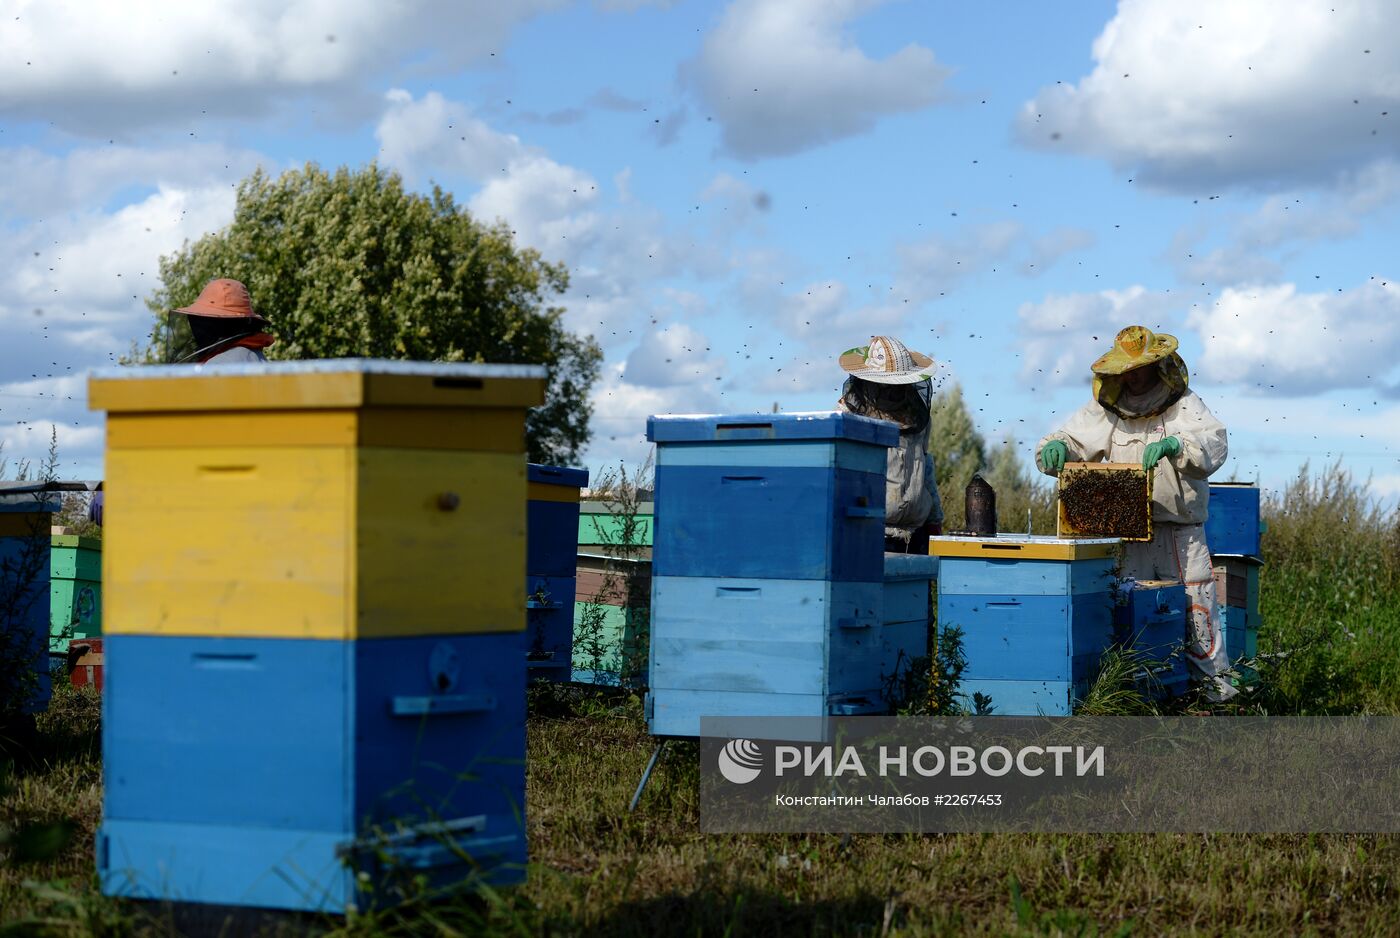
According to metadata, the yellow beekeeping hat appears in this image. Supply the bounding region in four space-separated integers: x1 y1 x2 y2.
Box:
1091 325 1179 375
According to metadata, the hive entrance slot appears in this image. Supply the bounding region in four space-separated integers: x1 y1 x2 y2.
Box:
431 377 485 390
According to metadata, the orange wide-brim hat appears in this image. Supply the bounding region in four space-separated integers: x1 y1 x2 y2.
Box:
173 278 267 321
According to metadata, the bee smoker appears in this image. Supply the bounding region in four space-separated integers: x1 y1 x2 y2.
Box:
965 473 997 537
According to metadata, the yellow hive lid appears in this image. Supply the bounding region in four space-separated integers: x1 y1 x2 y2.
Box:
930 534 1119 561
89 360 547 413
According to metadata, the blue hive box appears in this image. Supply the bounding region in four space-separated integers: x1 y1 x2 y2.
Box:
526 464 587 680
1 484 60 715
1205 483 1262 557
647 413 897 582
1114 579 1190 698
932 536 1118 716
100 631 527 911
645 412 905 736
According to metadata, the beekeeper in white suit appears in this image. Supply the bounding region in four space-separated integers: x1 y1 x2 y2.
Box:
1035 325 1236 702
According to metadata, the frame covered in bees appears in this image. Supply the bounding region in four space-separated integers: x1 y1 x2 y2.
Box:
1056 461 1153 542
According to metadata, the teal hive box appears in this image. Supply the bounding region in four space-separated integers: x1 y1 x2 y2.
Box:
932 535 1119 716
50 534 102 653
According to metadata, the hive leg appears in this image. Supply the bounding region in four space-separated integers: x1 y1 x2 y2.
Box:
628 740 669 812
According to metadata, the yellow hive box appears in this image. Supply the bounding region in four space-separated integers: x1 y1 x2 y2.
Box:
90 360 546 640
929 534 1119 561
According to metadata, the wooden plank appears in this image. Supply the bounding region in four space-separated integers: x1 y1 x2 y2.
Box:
106 410 359 449
356 449 526 637
931 536 1118 561
649 688 827 737
656 440 885 473
98 819 353 911
107 409 526 453
91 371 365 412
91 367 545 414
651 636 825 694
937 557 1071 595
104 446 354 639
650 576 842 642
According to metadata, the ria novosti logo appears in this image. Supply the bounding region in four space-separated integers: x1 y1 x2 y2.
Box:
717 738 763 784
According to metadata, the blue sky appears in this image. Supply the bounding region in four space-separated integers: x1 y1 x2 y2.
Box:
2 0 1398 503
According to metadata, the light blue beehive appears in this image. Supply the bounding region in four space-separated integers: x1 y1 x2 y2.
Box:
645 412 929 737
933 535 1118 716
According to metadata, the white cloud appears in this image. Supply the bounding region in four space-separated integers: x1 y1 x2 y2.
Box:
1018 0 1400 188
896 222 1024 299
689 0 950 159
0 164 244 475
1187 281 1400 395
621 323 725 387
1015 286 1179 388
0 143 263 217
1021 228 1096 277
584 365 723 470
1 0 564 134
377 89 603 258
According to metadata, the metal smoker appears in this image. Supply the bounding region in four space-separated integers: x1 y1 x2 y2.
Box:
965 473 997 537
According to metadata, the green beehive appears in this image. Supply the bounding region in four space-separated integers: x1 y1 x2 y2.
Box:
50 534 102 653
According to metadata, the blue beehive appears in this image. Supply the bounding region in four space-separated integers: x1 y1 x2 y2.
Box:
1205 483 1262 557
1 483 60 715
100 631 526 909
1114 579 1190 698
645 412 906 737
1206 483 1264 665
932 536 1118 716
526 464 588 680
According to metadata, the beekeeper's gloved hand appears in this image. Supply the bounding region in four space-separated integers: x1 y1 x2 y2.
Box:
1039 440 1068 475
1143 436 1182 471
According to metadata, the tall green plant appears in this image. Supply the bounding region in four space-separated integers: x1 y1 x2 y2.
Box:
574 456 653 688
1253 462 1400 714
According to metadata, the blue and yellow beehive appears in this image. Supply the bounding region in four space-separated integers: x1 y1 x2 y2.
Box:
90 360 544 913
1 484 59 714
645 412 910 737
932 535 1118 716
525 463 588 679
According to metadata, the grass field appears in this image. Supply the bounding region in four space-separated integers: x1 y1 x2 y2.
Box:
3 463 1398 935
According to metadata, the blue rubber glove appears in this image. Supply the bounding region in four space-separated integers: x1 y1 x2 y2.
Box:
1039 440 1069 475
1142 435 1182 471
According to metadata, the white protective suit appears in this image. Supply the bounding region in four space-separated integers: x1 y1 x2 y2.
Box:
1037 389 1235 699
837 382 944 545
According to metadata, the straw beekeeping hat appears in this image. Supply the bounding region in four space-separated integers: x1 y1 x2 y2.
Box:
1091 325 1178 375
838 336 937 385
173 278 268 323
